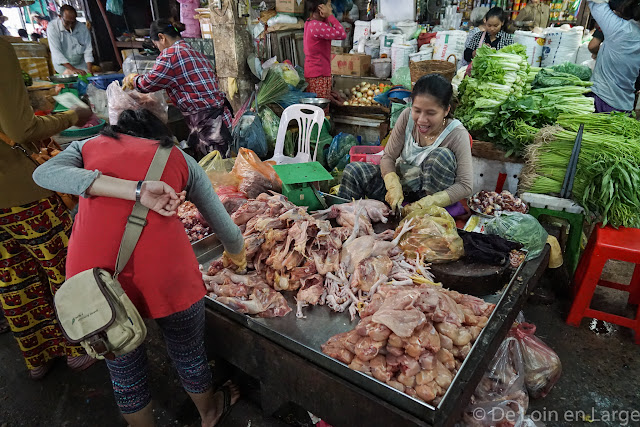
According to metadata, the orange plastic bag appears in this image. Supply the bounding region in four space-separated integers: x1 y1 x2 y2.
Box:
231 148 282 199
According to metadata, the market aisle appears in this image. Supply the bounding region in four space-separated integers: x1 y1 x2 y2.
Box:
0 318 288 427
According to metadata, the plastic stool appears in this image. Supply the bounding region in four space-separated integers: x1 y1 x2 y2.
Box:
521 193 585 273
566 225 640 344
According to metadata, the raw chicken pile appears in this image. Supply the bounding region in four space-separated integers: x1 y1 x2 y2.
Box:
469 191 528 216
201 193 429 319
177 201 211 242
322 283 495 405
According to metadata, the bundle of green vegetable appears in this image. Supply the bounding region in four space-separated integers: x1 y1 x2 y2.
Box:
257 69 289 109
550 62 592 81
532 69 593 89
521 114 640 228
456 44 530 132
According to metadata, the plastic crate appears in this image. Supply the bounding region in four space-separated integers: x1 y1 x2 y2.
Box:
88 74 125 90
349 145 384 165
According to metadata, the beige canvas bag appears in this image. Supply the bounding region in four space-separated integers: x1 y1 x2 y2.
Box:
54 145 172 360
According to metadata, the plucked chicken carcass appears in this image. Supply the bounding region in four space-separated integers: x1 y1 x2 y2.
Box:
322 283 495 405
313 199 391 236
202 268 291 317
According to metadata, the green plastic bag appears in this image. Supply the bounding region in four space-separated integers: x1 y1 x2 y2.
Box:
327 133 358 171
391 67 412 90
391 102 410 128
310 118 333 169
485 213 548 260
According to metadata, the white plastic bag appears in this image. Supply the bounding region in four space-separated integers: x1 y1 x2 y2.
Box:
86 85 109 121
106 81 168 125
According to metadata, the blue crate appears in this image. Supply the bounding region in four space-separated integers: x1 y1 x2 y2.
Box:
88 73 125 90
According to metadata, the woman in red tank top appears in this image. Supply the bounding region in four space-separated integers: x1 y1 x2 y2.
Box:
33 109 243 426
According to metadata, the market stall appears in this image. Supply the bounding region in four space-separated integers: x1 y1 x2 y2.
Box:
187 201 551 426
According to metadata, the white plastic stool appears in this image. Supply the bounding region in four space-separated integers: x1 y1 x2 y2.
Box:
268 104 325 165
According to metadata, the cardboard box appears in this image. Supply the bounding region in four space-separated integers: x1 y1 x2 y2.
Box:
331 54 371 77
19 57 49 81
276 0 305 15
331 46 348 54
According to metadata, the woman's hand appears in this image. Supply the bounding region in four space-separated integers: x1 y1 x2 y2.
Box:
122 73 139 90
319 3 333 19
139 181 181 216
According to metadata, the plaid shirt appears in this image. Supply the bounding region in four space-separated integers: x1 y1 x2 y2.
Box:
135 40 232 128
468 30 514 51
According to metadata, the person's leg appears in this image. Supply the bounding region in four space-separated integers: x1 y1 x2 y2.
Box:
156 300 239 426
0 200 72 378
420 147 457 196
104 345 154 427
337 162 386 201
18 196 93 370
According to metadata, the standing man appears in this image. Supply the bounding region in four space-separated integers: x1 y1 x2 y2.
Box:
47 5 93 75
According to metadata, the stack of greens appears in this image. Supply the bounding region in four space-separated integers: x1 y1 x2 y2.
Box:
521 114 640 228
482 68 595 157
456 44 530 132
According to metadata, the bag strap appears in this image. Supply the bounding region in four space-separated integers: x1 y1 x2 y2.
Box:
114 145 173 276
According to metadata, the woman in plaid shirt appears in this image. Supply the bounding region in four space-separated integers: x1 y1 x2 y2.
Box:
123 19 233 158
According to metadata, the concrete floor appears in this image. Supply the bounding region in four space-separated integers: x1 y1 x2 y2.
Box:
0 261 638 427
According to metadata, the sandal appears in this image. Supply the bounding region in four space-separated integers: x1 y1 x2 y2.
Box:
215 381 236 426
29 360 55 380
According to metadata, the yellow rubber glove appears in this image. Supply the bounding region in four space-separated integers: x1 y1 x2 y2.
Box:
223 245 247 272
402 190 451 217
122 73 139 90
383 172 404 213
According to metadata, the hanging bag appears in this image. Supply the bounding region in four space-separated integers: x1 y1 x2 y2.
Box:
53 145 172 360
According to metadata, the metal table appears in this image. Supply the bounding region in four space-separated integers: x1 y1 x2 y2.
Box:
195 234 550 427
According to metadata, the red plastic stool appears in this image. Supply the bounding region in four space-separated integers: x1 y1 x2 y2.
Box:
566 225 640 344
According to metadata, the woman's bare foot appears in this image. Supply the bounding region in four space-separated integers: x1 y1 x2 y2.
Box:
202 380 240 427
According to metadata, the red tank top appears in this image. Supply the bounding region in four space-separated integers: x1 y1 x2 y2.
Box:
65 135 205 319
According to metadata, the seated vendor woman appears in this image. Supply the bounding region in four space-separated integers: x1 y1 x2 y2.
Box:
337 74 473 216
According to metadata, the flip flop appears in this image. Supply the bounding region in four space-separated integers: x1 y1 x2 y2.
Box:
215 382 235 426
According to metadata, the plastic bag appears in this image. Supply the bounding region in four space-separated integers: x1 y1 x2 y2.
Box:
122 54 159 76
391 67 412 89
231 147 282 199
106 0 123 15
106 81 168 125
327 133 358 171
86 84 108 120
399 206 465 263
485 213 548 260
511 323 562 399
259 107 280 153
199 150 238 189
463 337 529 427
231 112 268 159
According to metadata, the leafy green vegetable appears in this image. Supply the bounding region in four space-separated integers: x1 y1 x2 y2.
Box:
550 62 592 81
531 69 593 89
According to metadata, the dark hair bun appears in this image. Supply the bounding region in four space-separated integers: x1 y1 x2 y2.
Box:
170 21 186 33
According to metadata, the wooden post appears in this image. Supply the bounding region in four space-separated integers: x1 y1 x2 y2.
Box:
94 0 122 67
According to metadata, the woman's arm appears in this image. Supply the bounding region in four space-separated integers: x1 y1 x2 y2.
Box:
32 140 181 216
134 52 174 93
442 128 473 202
588 1 622 39
180 152 244 255
380 109 410 177
463 31 482 62
309 15 347 41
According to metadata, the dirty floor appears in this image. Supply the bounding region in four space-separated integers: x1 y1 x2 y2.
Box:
1 261 638 427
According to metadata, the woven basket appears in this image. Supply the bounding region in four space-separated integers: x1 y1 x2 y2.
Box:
409 54 457 85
